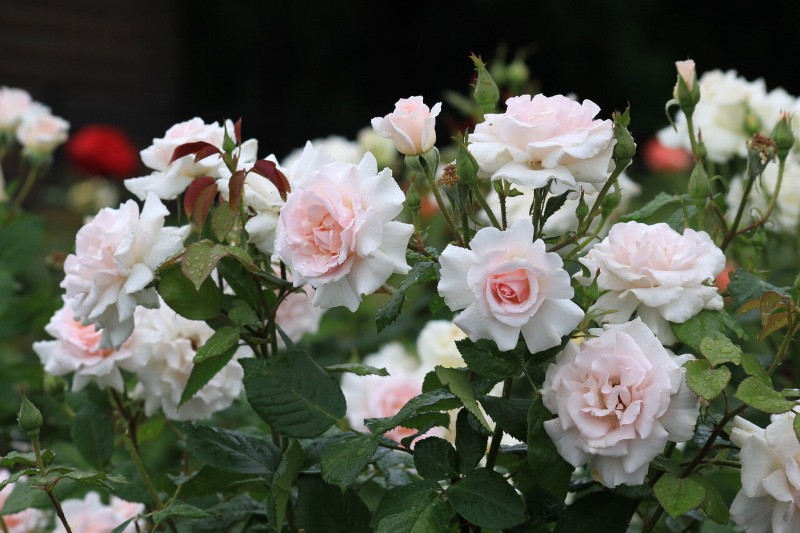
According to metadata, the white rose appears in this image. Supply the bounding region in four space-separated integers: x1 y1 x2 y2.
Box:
15 103 69 156
371 96 441 155
416 320 467 371
0 86 33 132
726 155 800 234
577 221 725 344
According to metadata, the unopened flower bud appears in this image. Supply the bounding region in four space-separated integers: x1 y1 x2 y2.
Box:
601 186 621 218
17 393 43 439
43 372 67 399
470 54 500 115
673 59 700 114
688 162 709 205
405 180 421 213
744 110 762 137
455 139 479 187
747 134 776 176
506 58 530 90
771 112 795 162
612 108 636 165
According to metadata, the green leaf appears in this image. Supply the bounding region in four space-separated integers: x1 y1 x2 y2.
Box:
321 434 379 490
55 470 128 489
366 390 459 436
653 473 706 518
695 475 729 524
413 437 458 481
671 310 738 352
480 396 529 442
457 338 519 380
136 417 166 445
242 351 346 438
151 500 213 526
684 360 731 401
446 468 527 529
212 202 238 241
376 291 405 332
224 245 259 272
455 409 488 474
376 497 453 533
324 363 389 377
195 326 240 363
528 397 573 501
700 336 742 366
728 269 790 312
0 450 55 468
182 240 229 290
0 215 43 273
619 192 681 222
398 260 438 292
273 439 305 531
553 491 640 533
158 263 221 320
180 345 237 407
71 400 113 469
296 475 371 533
736 377 796 414
435 367 491 431
182 423 281 475
0 468 36 492
372 480 441 527
741 352 770 384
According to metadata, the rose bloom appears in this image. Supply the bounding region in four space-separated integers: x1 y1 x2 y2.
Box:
0 469 48 533
0 86 32 133
66 124 139 179
126 301 247 421
675 59 696 91
61 193 189 348
729 413 800 533
577 221 725 345
275 151 413 311
416 320 467 371
33 301 137 391
371 96 441 155
55 492 144 533
282 135 364 168
726 156 800 234
15 103 69 156
468 94 615 194
438 218 584 353
641 138 693 173
341 342 445 445
125 117 226 200
542 319 699 488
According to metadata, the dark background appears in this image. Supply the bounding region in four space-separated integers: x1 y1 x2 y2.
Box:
2 0 799 164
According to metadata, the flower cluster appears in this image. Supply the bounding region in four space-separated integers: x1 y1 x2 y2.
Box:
0 86 69 158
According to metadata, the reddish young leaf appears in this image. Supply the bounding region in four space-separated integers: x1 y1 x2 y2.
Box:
228 169 247 210
170 141 221 164
183 177 218 229
234 118 242 145
193 144 222 163
251 159 291 200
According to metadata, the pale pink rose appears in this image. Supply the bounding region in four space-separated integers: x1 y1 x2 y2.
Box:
32 301 137 391
276 285 325 345
0 469 48 533
125 117 226 200
341 343 445 445
641 137 693 173
576 221 725 345
371 96 442 155
15 103 69 156
729 413 800 533
55 492 144 533
275 152 413 311
61 193 189 348
416 320 467 371
438 219 584 353
126 300 247 421
468 94 615 194
542 319 699 488
675 59 696 91
0 86 32 132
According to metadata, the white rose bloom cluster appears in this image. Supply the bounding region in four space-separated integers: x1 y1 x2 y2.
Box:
127 301 247 421
61 193 189 348
0 86 69 163
726 156 800 234
659 69 799 163
54 492 144 533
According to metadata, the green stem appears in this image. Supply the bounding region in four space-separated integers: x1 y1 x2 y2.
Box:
32 437 73 533
423 163 464 246
762 157 787 224
485 378 513 471
471 184 501 229
767 319 798 376
685 112 700 157
11 161 41 212
721 156 760 251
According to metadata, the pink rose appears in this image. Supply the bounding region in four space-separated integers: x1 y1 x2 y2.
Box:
371 96 442 155
61 193 189 348
0 86 32 132
275 152 413 311
577 221 725 344
125 117 226 200
276 285 325 345
32 301 137 391
468 94 614 193
55 492 144 533
542 319 699 488
15 103 69 156
437 219 584 353
641 137 693 173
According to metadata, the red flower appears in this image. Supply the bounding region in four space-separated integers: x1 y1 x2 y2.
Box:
642 138 693 173
66 124 139 180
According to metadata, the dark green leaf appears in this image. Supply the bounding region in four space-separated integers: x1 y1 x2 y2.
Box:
619 192 681 223
435 367 490 431
671 310 736 353
700 336 742 366
180 346 237 407
528 397 573 501
158 263 221 320
242 352 346 438
296 475 371 533
321 434 379 489
195 326 240 363
554 491 639 533
151 500 213 526
372 480 441 527
183 423 281 475
182 240 228 290
695 475 729 524
446 468 527 529
56 470 128 489
728 269 790 312
413 437 458 481
366 390 459 436
480 396 530 442
653 473 706 518
741 352 770 384
542 191 570 225
398 260 438 292
0 450 55 468
736 377 796 414
324 363 389 377
211 202 238 241
273 439 305 531
376 496 453 533
684 360 731 401
455 409 488 474
71 400 113 469
376 291 405 332
224 245 259 272
457 338 519 380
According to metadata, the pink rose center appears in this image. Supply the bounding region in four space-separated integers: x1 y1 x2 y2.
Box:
490 268 532 305
312 213 344 254
69 318 114 358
